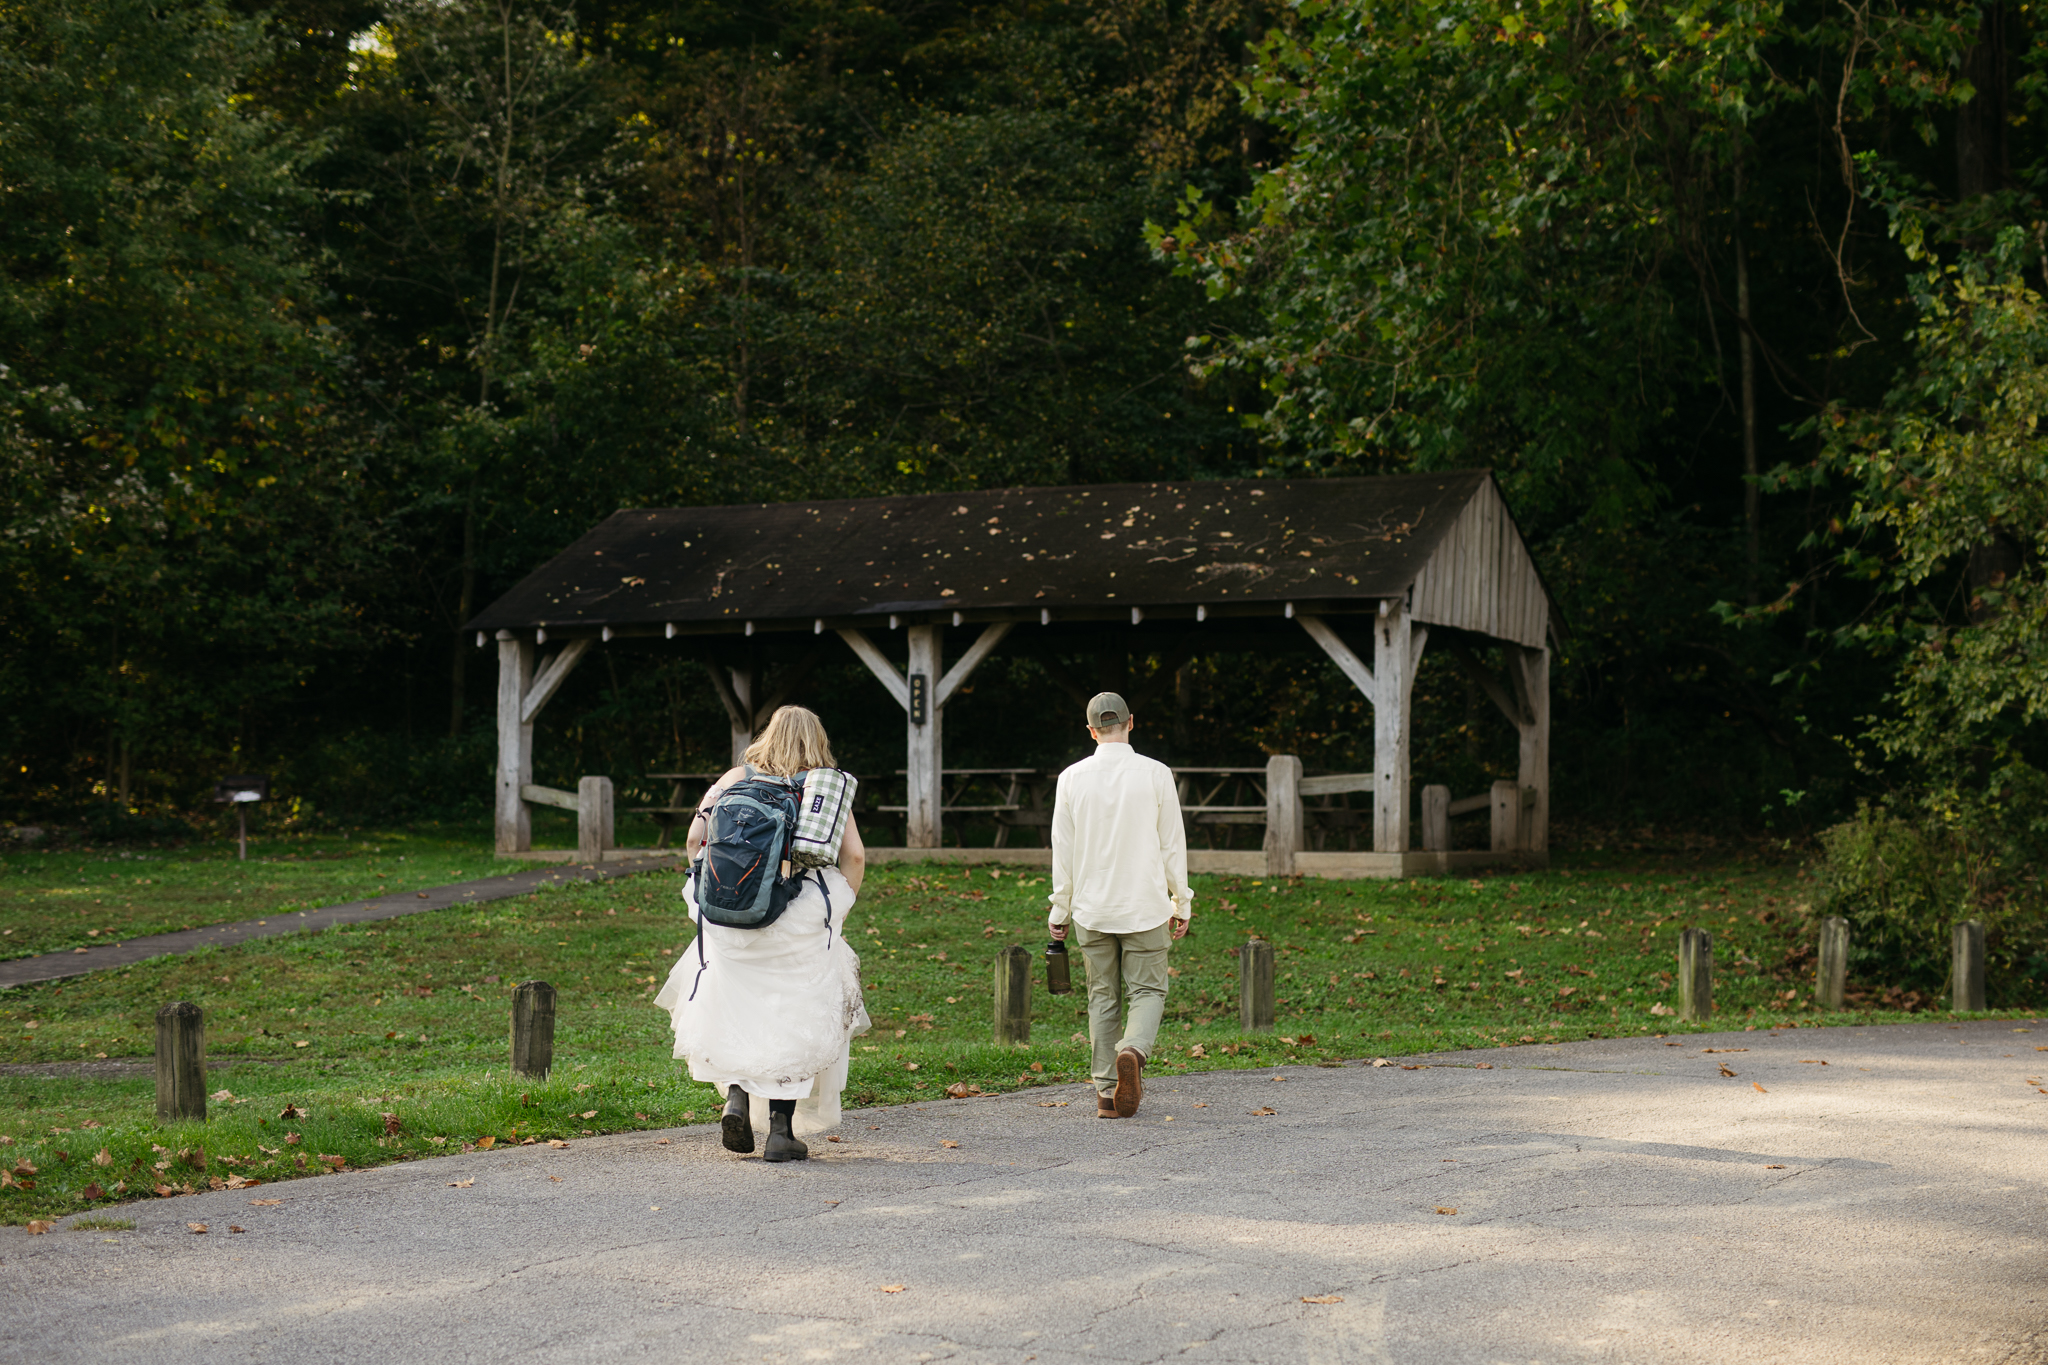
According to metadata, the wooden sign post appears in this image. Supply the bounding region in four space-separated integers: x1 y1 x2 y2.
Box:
1678 929 1713 1023
993 944 1032 1045
155 1001 206 1123
511 981 557 1079
1239 939 1275 1033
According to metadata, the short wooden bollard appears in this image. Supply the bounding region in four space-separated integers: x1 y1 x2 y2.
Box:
155 1000 206 1123
1420 785 1451 853
1678 928 1713 1022
511 981 557 1079
1817 916 1850 1010
1239 938 1275 1033
577 776 614 863
1489 780 1520 853
1952 920 1986 1012
993 944 1032 1044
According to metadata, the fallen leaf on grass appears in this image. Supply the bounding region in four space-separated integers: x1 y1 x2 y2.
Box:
283 1132 301 1146
1301 1295 1343 1304
318 1155 347 1171
248 1198 282 1206
475 1136 496 1151
1250 1107 1277 1116
1649 1003 1674 1016
187 1223 208 1234
1188 1044 1207 1059
943 1082 983 1099
24 1220 52 1235
210 1089 233 1102
578 1111 598 1120
92 1148 111 1167
1753 1082 1769 1093
81 1183 103 1200
382 1113 402 1135
940 1140 960 1149
1434 1207 1458 1216
153 1185 176 1197
448 1179 474 1188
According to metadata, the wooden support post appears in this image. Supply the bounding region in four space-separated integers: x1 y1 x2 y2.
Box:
1679 928 1713 1022
1263 754 1302 877
728 665 754 766
1239 939 1275 1033
1372 600 1424 852
1421 785 1450 853
155 1000 206 1123
577 776 613 863
511 981 557 1079
993 944 1032 1044
906 625 942 848
1511 645 1551 853
1817 916 1849 1010
1952 920 1986 1012
495 632 535 854
1489 780 1520 853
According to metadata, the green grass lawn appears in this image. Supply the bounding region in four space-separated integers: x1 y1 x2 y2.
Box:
0 812 675 961
3 851 2031 1226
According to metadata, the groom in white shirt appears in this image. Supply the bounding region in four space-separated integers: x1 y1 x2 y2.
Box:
1048 692 1193 1118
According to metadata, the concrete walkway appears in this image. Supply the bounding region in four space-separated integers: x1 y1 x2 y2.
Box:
7 1020 2047 1363
0 854 679 990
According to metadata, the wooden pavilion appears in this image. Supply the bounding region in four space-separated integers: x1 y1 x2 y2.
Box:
465 471 1560 875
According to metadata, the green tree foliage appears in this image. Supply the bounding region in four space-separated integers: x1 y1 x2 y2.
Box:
0 0 377 804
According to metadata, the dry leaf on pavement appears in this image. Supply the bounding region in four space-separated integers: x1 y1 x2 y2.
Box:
940 1140 960 1149
1719 1064 1738 1077
249 1198 282 1206
1434 1207 1458 1216
878 1285 906 1294
1301 1295 1343 1304
1765 1164 1786 1169
448 1179 474 1188
1753 1082 1769 1093
187 1223 207 1234
1250 1107 1277 1116
548 1140 568 1149
23 1220 52 1235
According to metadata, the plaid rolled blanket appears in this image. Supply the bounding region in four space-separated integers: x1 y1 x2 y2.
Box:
791 768 857 868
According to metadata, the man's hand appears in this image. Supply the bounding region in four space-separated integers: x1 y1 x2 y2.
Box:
1170 916 1188 941
1049 920 1068 942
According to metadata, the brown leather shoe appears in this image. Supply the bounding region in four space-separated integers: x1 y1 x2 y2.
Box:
1113 1048 1144 1118
1096 1096 1118 1118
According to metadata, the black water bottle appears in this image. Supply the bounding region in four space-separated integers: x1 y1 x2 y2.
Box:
1044 939 1073 995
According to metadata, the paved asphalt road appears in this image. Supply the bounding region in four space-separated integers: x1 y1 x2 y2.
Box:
6 1019 2047 1364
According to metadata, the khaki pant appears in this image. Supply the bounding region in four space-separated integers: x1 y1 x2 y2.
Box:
1073 920 1172 1096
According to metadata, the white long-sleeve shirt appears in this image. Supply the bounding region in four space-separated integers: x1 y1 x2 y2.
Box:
1047 742 1193 934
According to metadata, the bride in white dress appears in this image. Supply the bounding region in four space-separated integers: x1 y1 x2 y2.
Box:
652 706 870 1161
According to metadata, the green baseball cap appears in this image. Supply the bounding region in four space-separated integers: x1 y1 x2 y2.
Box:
1086 692 1130 728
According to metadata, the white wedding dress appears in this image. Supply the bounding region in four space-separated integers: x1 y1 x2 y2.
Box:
653 865 870 1137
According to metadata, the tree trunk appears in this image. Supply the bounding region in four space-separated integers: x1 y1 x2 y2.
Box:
1735 150 1759 603
1958 5 2009 200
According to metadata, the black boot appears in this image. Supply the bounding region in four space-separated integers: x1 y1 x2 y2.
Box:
763 1099 808 1163
721 1084 755 1154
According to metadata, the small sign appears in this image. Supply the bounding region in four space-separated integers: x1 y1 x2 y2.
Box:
908 673 928 726
213 775 269 804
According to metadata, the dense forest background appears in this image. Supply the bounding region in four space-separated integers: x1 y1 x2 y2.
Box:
4 0 2045 944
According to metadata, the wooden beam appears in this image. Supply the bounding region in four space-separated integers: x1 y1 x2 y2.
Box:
936 621 1013 709
495 634 535 854
519 638 592 726
836 629 911 711
906 625 942 848
1443 638 1527 729
703 660 747 729
1297 615 1376 699
519 784 580 811
1298 772 1374 797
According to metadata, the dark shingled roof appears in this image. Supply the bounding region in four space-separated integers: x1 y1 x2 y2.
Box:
467 472 1519 636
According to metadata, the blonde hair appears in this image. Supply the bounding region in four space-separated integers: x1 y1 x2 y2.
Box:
742 705 837 776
